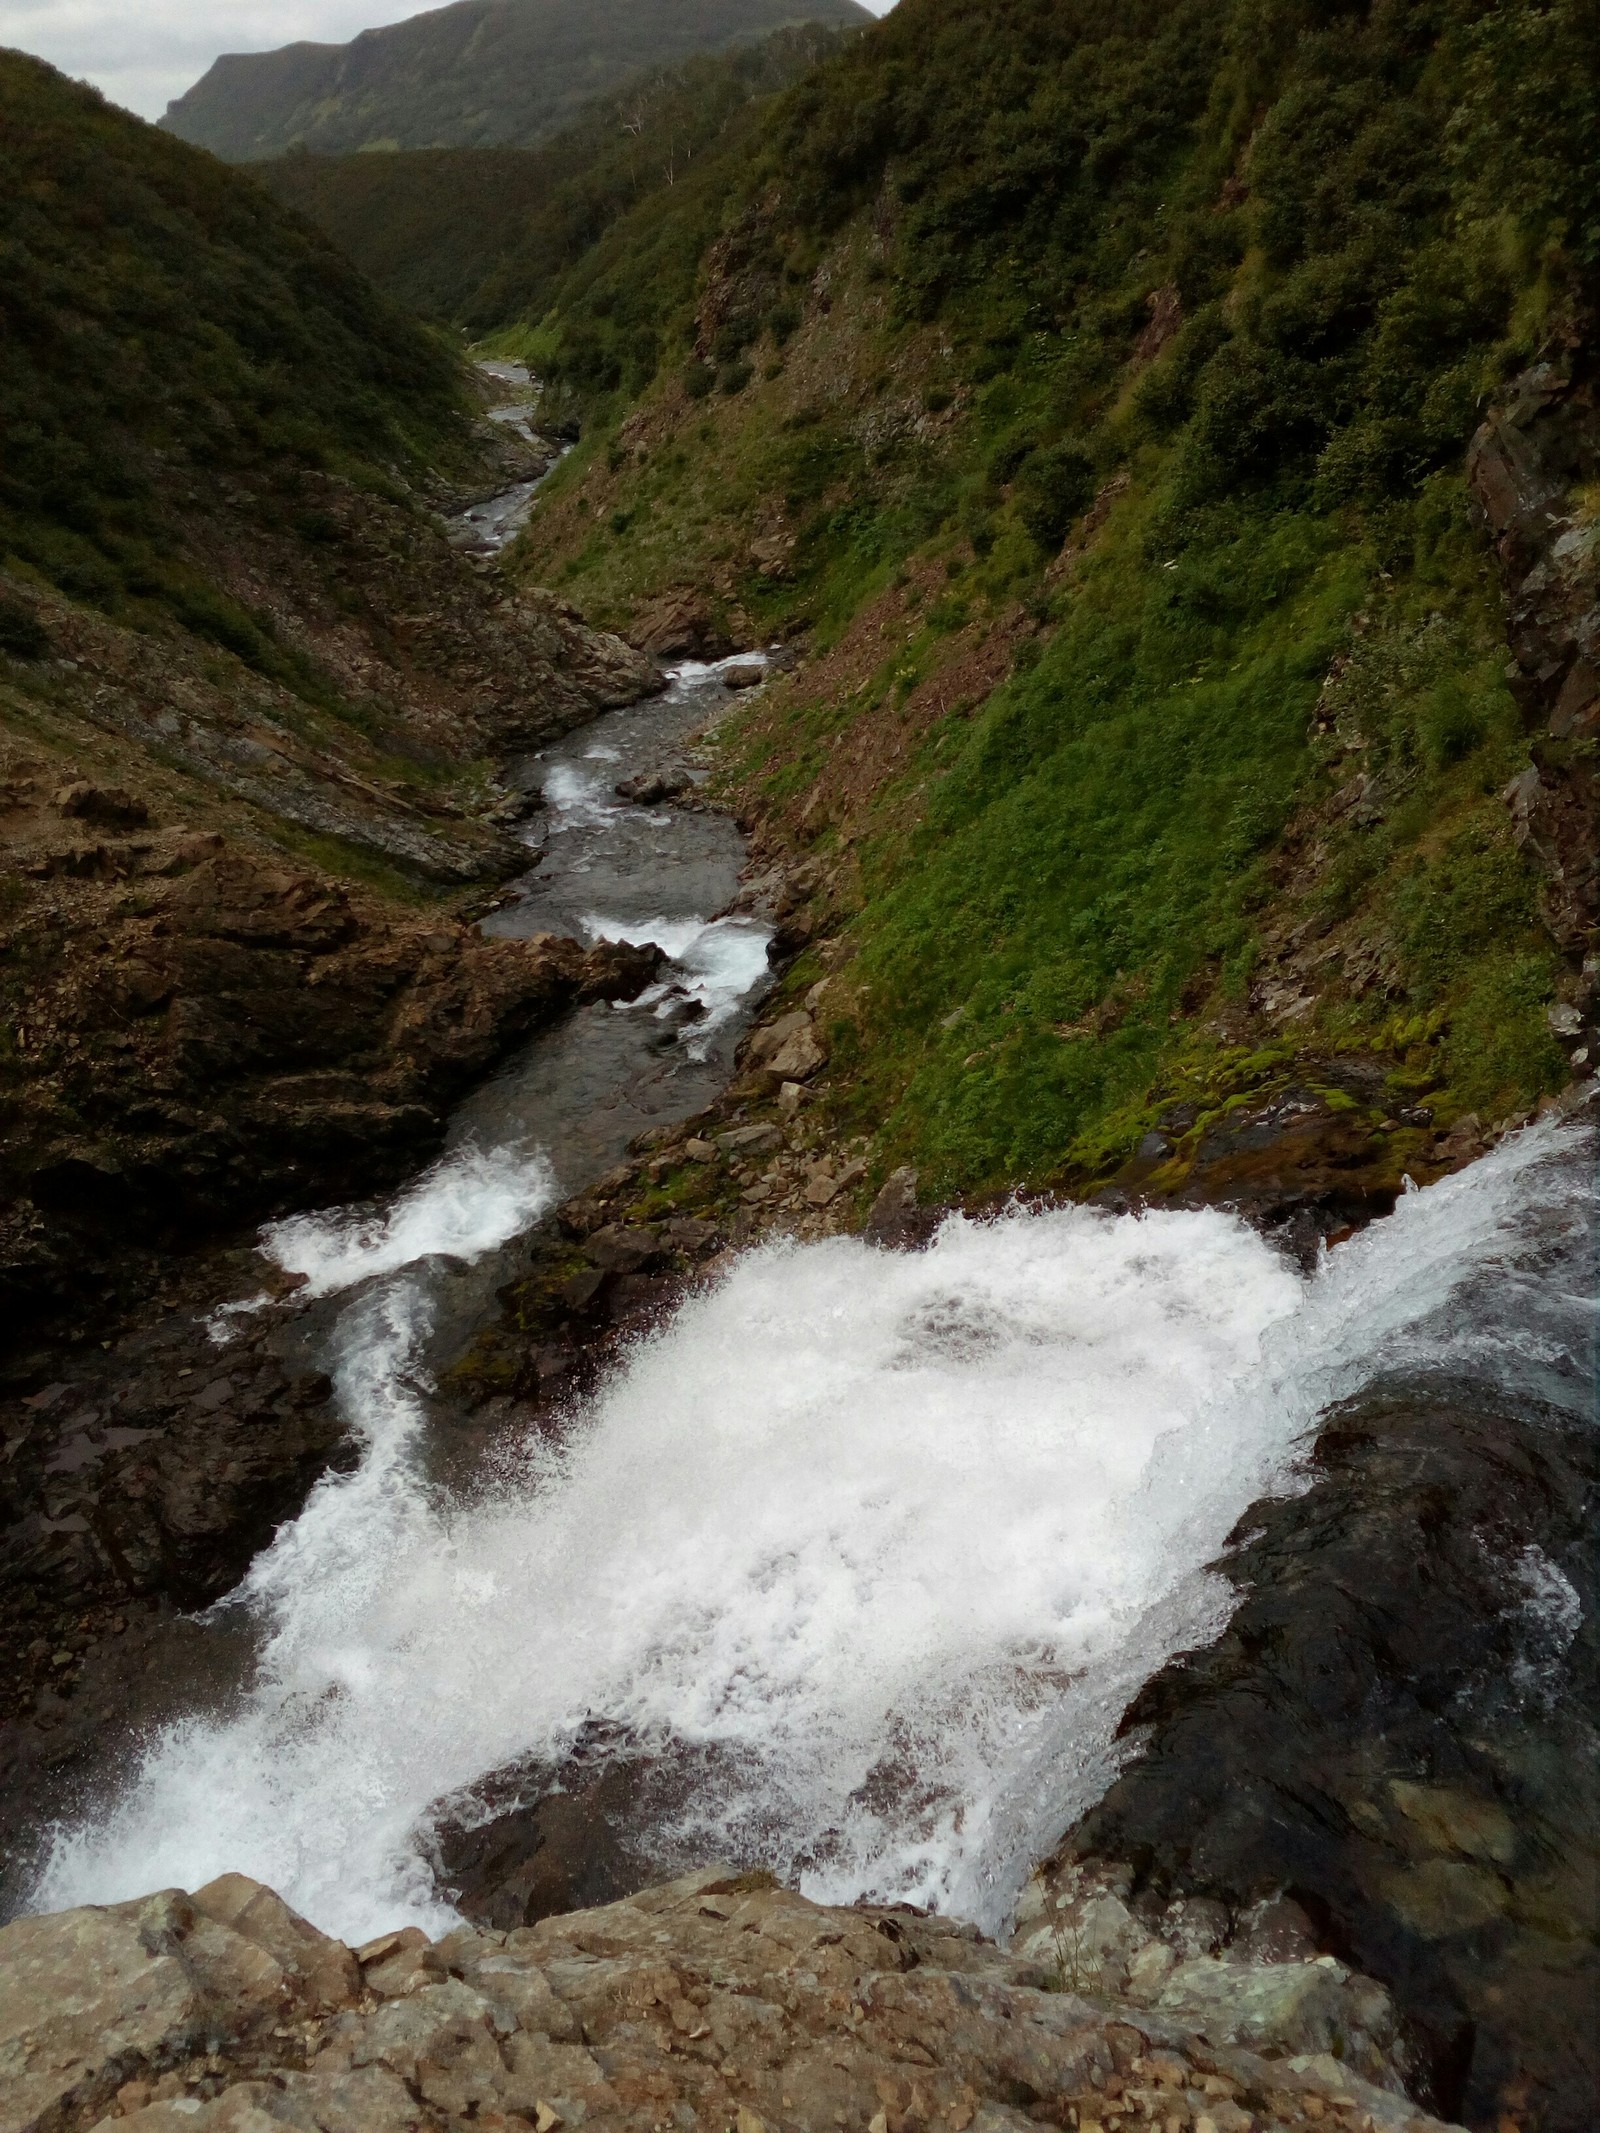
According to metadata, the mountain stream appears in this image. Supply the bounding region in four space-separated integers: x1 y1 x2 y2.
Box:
24 659 1597 1955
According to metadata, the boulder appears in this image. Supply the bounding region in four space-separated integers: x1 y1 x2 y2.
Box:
574 939 663 1004
629 591 730 660
744 1010 813 1069
0 1882 356 2133
583 1225 661 1276
613 769 691 806
714 1123 783 1157
1157 1955 1402 2087
765 1022 826 1082
863 1165 923 1247
52 782 148 829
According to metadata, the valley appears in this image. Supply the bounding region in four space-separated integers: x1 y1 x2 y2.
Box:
0 6 1594 2133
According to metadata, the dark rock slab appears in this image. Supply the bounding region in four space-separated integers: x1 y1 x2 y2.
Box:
427 1720 740 1931
1058 1379 1599 2132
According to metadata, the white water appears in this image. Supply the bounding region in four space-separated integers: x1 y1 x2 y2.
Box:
584 912 775 1054
36 1114 1592 1944
207 1144 555 1339
268 1143 557 1299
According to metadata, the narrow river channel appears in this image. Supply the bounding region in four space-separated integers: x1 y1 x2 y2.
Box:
22 447 1598 1972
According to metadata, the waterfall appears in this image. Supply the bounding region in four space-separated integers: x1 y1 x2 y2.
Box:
34 1117 1593 1947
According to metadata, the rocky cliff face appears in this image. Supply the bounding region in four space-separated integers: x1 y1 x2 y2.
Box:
0 772 661 1329
1049 1372 1599 2133
0 377 663 1335
1467 347 1599 956
0 1870 1463 2133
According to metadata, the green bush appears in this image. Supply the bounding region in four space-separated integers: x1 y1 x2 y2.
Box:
1016 442 1096 550
0 594 48 659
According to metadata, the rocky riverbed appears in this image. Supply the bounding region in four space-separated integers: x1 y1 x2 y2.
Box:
1 364 1594 2133
0 1866 1466 2133
0 650 782 1912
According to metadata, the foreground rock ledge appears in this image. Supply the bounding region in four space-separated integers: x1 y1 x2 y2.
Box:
0 1871 1462 2133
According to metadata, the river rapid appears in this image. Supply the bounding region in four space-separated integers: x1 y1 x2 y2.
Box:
26 665 1596 1949
16 464 1597 1960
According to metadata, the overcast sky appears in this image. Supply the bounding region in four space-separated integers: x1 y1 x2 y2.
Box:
0 0 896 122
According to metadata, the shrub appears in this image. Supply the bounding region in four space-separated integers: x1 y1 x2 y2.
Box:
1016 442 1096 550
0 593 48 659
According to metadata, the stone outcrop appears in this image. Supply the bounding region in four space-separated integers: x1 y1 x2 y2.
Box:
0 511 658 897
1012 1866 1405 2094
1467 346 1598 953
0 799 661 1328
1054 1373 1598 2133
0 1870 1465 2133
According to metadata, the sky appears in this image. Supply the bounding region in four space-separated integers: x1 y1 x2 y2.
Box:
0 0 896 122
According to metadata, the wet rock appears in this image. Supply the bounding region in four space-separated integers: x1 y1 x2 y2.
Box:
1107 1064 1414 1267
558 1267 608 1313
863 1165 930 1248
1058 1376 1599 2131
582 1225 661 1276
429 1724 710 1930
574 938 663 1004
0 1871 1466 2133
1434 1112 1483 1163
0 840 615 1337
614 769 691 806
719 661 766 689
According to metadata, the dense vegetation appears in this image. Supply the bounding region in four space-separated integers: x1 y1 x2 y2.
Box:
0 50 468 653
162 0 870 161
258 25 854 327
503 0 1595 1191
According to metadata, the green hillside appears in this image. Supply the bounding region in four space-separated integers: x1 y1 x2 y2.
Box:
161 0 871 162
498 0 1595 1195
257 24 851 326
0 47 470 641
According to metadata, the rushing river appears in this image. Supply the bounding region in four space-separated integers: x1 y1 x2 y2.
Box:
22 577 1598 1950
32 1109 1594 1941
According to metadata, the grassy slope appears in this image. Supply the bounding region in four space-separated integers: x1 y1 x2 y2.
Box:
500 0 1595 1199
161 0 871 161
0 51 472 644
255 25 854 330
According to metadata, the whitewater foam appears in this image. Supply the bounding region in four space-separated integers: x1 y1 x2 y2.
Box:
35 1118 1593 1946
264 1142 556 1300
583 913 773 1054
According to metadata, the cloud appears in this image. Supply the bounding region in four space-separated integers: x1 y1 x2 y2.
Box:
0 1 432 119
0 0 899 125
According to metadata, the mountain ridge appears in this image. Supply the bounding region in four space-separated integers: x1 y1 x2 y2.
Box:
160 0 872 161
254 23 853 325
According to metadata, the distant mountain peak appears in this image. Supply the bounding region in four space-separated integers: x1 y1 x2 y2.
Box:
161 0 873 162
